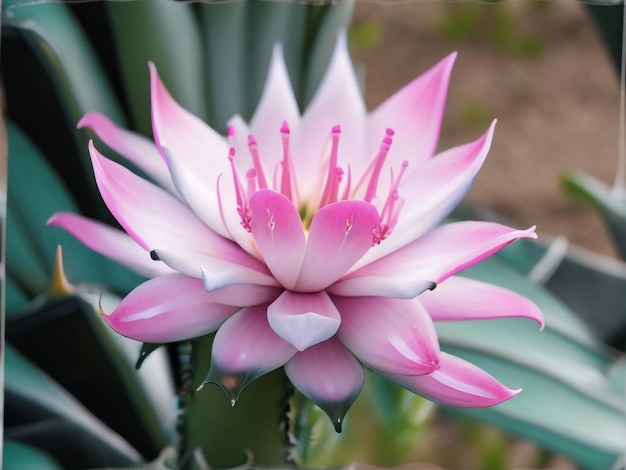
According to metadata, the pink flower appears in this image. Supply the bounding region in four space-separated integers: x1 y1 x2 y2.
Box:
49 34 542 431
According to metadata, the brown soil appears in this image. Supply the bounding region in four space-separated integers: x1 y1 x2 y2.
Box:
352 0 621 258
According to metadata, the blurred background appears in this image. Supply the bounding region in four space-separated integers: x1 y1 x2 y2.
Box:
351 0 619 257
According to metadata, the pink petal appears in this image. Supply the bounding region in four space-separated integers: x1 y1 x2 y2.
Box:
420 276 544 328
294 32 366 197
248 43 301 175
341 221 536 298
149 63 231 237
149 246 277 287
150 62 228 175
77 112 176 193
249 189 306 289
295 200 380 292
201 265 279 291
361 122 497 265
47 212 173 279
102 274 238 343
90 143 257 276
329 274 435 299
367 53 456 167
385 352 520 407
164 148 258 255
267 291 341 351
203 304 297 402
285 337 364 432
334 296 440 376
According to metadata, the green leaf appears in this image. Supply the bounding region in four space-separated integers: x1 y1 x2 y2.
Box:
300 1 355 107
243 0 308 118
6 120 145 300
106 0 208 135
136 342 165 370
443 348 625 470
7 295 178 459
198 1 248 131
3 441 63 470
4 343 143 468
197 0 354 129
5 201 50 299
437 256 626 468
3 0 127 200
5 273 30 316
562 170 626 259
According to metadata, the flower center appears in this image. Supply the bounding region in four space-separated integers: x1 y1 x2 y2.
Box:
227 122 408 245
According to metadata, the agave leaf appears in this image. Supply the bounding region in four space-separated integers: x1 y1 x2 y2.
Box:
197 0 354 129
562 170 626 259
5 273 30 316
5 201 49 299
7 292 178 459
537 242 626 349
6 120 145 302
436 256 626 469
136 342 165 370
4 343 143 468
3 440 64 470
2 0 126 201
243 0 307 118
456 202 626 348
106 0 208 135
300 1 355 107
442 347 625 470
198 1 248 131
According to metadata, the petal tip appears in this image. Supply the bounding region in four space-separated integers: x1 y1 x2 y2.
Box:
46 212 61 227
77 112 97 130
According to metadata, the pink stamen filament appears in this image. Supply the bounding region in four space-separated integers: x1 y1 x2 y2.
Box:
374 160 409 245
340 165 352 201
280 121 293 201
247 135 268 189
364 128 395 203
228 148 252 232
246 169 258 199
319 125 343 207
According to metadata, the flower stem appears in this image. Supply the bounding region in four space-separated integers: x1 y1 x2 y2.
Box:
183 333 290 468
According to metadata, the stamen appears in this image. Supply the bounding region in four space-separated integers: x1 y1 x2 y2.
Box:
373 160 409 245
226 125 235 146
319 125 343 208
228 148 252 232
246 169 257 197
280 121 293 201
247 135 268 189
364 128 395 203
340 165 352 201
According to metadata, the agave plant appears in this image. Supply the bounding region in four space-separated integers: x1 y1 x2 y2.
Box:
2 0 626 469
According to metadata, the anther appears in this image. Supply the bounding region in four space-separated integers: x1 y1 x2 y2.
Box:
226 125 235 146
